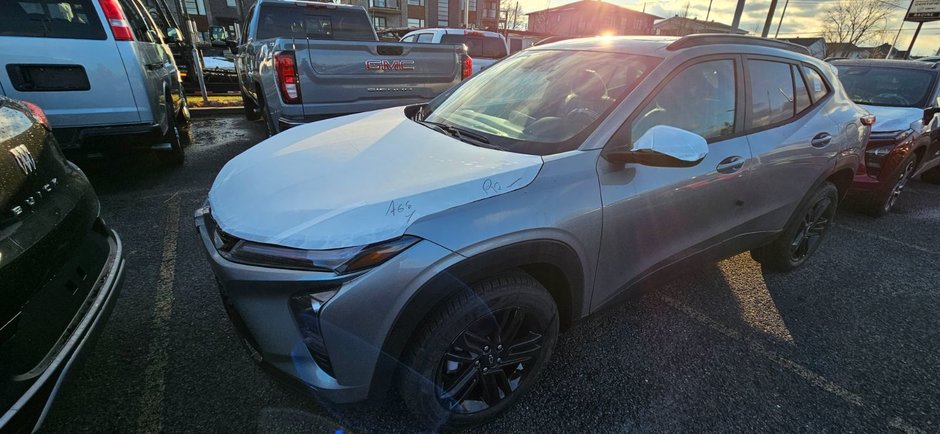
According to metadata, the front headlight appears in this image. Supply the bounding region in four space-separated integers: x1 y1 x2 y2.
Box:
217 233 420 274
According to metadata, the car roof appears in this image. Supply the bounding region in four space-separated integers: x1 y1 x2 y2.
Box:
529 34 812 58
830 59 940 71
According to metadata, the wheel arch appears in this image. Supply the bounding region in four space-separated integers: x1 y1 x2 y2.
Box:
370 239 584 398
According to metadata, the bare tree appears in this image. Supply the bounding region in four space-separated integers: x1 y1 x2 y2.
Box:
501 1 525 30
822 0 893 46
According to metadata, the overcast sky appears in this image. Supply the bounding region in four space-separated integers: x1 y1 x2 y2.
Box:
512 0 940 56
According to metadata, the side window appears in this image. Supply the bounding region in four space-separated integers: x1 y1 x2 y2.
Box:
793 65 811 113
802 66 830 102
402 35 415 42
631 59 736 142
118 0 154 42
749 60 794 129
416 33 433 43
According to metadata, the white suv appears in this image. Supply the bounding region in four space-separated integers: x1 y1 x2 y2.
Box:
402 28 508 75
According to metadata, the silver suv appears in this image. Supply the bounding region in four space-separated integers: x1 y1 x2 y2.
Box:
196 35 871 429
0 0 190 164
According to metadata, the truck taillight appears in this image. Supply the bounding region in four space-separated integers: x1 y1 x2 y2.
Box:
462 55 473 80
99 0 134 41
275 51 301 104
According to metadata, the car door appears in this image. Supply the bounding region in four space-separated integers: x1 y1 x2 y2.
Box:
742 58 839 232
117 0 170 124
593 56 753 308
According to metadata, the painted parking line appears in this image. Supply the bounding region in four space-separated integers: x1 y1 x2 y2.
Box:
834 224 940 256
657 294 924 434
136 193 181 433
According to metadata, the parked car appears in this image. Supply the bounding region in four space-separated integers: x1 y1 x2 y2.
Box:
831 59 940 215
235 0 471 136
401 28 508 75
0 96 125 432
196 35 869 429
0 0 190 165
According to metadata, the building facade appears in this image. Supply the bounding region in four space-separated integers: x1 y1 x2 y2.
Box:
526 0 659 37
652 16 746 37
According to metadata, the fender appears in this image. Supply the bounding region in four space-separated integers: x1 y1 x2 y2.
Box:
369 239 585 398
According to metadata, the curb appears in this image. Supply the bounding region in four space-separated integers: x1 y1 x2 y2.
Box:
188 106 244 117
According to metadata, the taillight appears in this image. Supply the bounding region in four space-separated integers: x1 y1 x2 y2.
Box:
462 55 473 80
275 51 301 104
861 114 876 126
99 0 134 41
21 101 50 130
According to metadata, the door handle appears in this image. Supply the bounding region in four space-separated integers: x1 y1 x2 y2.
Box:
716 156 745 174
811 132 832 148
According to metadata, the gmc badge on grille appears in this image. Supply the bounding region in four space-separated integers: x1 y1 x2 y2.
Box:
365 60 416 71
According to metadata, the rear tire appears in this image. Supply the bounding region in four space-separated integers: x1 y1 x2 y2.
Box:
258 93 276 137
751 182 838 272
863 151 917 217
397 271 559 430
242 92 261 121
156 93 185 166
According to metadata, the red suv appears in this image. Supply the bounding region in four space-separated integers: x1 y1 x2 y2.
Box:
832 59 940 216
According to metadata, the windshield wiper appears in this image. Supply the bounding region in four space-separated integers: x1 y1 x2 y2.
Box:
417 120 505 150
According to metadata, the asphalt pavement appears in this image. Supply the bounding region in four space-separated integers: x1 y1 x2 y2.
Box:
41 115 940 433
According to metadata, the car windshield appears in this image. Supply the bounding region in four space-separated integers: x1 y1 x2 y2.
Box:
836 65 935 107
423 49 660 155
440 34 507 59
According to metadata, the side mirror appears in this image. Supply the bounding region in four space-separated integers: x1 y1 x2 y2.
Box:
924 106 940 124
166 27 182 42
603 125 708 167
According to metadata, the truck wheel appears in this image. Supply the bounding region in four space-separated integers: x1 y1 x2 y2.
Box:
157 94 185 166
864 152 917 217
258 93 276 137
398 272 558 430
922 165 940 184
242 92 261 121
751 182 838 272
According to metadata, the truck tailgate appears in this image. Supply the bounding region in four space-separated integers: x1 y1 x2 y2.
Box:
293 40 462 106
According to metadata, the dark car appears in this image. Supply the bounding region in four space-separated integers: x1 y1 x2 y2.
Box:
831 59 940 215
0 96 125 432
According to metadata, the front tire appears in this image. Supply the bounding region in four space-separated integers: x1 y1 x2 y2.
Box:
751 182 838 272
156 93 185 166
398 272 559 430
864 151 917 216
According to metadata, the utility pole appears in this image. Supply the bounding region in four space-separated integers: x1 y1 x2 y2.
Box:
465 0 470 28
761 0 778 38
906 22 923 59
705 0 714 21
731 0 746 32
774 0 789 38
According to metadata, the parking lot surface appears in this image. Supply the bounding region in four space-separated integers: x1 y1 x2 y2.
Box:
43 115 939 433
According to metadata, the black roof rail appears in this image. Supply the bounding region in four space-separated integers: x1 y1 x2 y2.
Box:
667 34 811 55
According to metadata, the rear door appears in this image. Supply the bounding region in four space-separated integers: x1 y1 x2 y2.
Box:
742 57 839 231
0 0 141 127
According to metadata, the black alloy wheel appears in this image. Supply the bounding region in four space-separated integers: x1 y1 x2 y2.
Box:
398 272 559 430
882 159 916 214
789 194 834 263
436 307 544 413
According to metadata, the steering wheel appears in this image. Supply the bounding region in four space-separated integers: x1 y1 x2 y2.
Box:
876 93 910 106
579 69 609 99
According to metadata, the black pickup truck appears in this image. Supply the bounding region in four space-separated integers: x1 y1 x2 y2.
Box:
0 96 125 432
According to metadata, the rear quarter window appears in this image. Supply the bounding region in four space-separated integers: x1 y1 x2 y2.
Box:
0 0 106 40
256 4 375 41
441 34 507 58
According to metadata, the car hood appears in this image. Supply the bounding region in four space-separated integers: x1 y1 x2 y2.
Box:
208 107 543 250
859 104 923 132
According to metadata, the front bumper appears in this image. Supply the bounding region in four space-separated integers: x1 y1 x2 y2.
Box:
194 207 459 404
0 225 125 433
